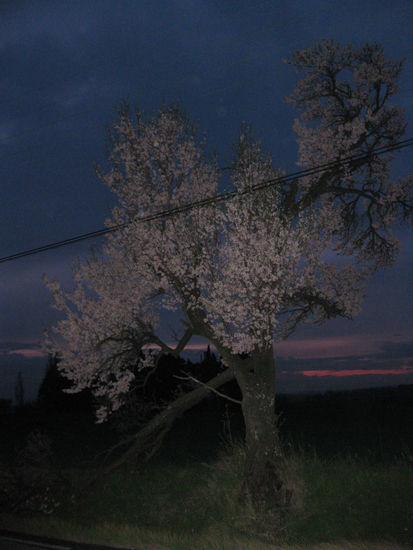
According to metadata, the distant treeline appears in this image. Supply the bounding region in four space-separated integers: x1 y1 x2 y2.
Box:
1 349 412 466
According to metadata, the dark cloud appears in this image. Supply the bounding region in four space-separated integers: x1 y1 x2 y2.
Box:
377 341 413 360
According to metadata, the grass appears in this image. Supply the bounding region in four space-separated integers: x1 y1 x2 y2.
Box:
2 388 413 549
1 440 413 549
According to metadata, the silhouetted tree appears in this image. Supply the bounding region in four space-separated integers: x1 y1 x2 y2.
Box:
37 353 92 414
0 399 11 417
14 371 24 408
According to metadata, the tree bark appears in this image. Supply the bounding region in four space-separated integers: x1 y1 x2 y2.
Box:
230 348 292 517
79 342 296 530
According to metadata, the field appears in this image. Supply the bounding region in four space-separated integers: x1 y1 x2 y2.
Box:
1 384 413 549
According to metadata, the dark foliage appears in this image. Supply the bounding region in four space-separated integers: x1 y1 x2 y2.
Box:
2 350 413 473
37 353 93 415
108 346 241 436
0 399 11 417
274 384 413 464
0 429 70 514
14 371 24 409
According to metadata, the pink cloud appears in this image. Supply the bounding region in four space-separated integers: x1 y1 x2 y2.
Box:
300 365 413 378
8 348 46 359
275 336 382 359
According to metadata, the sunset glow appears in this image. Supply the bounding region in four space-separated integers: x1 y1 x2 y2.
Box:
275 336 383 359
300 366 413 377
7 349 45 359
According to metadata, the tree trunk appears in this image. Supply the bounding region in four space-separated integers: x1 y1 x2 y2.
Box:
231 348 292 518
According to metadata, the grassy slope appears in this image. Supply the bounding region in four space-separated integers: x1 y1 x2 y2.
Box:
1 386 413 549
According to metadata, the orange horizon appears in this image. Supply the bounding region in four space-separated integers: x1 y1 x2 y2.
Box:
7 349 45 359
4 337 412 381
300 366 413 377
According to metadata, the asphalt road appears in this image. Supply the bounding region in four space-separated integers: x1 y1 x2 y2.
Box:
0 530 136 550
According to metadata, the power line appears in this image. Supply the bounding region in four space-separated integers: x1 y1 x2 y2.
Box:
0 137 411 265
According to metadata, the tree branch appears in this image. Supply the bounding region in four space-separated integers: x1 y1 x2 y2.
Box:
80 366 235 492
137 326 194 388
174 371 242 405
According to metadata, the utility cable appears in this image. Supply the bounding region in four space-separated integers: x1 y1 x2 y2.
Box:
0 137 411 265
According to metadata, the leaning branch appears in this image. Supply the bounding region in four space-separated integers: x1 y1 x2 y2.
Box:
174 371 242 405
81 366 235 491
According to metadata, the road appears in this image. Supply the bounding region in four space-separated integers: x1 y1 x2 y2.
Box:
0 530 136 550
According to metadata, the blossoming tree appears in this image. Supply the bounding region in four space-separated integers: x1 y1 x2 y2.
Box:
43 40 412 512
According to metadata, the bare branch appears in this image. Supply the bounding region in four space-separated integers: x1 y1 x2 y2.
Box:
145 326 194 356
174 371 241 405
80 366 235 492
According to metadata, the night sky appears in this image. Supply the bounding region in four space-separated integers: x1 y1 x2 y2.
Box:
1 0 412 403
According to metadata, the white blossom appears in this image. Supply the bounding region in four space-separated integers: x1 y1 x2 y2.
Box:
43 44 411 421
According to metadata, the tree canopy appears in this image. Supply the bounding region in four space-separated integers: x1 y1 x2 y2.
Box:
42 40 412 423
